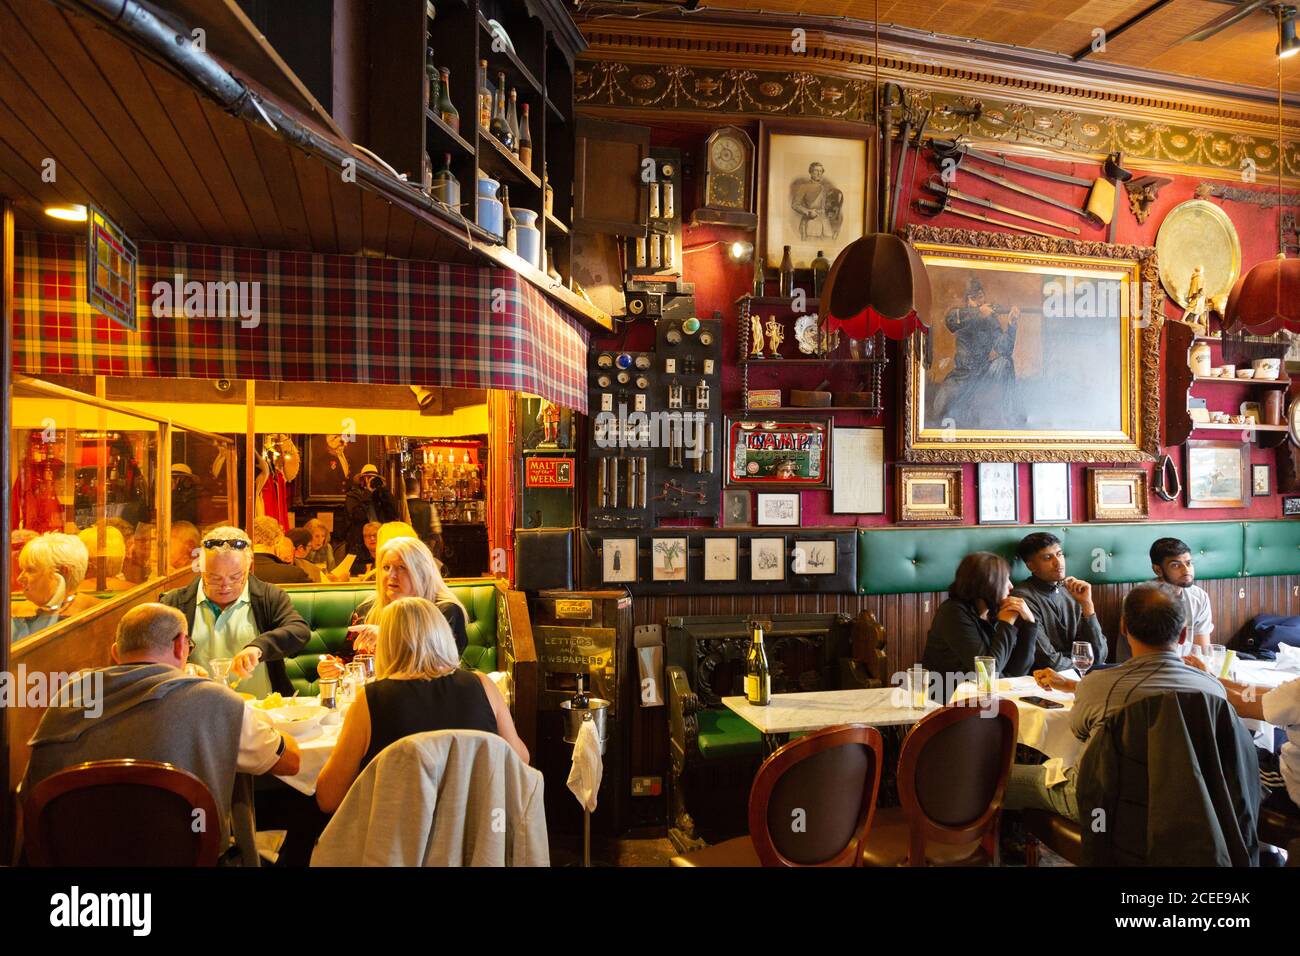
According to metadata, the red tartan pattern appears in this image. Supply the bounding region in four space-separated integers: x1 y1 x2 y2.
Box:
12 232 589 413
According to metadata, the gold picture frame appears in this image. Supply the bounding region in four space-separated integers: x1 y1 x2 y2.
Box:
1085 468 1150 522
901 226 1163 463
896 465 964 523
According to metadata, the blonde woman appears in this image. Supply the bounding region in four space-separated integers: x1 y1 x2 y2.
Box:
315 597 528 813
12 533 97 643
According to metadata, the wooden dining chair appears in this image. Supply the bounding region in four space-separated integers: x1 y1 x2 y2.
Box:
671 724 885 867
23 759 222 867
861 699 1018 867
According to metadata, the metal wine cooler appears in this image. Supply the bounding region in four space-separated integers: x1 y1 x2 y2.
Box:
529 589 634 837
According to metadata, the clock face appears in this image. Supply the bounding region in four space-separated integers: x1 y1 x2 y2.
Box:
710 135 745 174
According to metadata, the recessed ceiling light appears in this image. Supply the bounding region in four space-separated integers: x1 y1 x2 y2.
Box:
44 203 88 222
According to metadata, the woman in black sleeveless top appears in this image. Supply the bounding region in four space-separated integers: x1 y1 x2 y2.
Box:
316 597 529 813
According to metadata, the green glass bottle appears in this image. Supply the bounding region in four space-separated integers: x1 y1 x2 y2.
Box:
811 249 830 297
437 67 459 133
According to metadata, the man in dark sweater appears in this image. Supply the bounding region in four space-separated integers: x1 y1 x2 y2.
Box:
1011 532 1108 670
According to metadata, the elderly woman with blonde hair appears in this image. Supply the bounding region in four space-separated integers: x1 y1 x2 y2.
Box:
11 532 98 643
315 596 527 812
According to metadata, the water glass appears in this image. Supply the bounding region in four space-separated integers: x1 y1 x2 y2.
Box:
354 655 376 684
974 656 997 695
1071 642 1094 678
209 658 233 685
1190 644 1212 668
1210 643 1228 677
906 665 930 709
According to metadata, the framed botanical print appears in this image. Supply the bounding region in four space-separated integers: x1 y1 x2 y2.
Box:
792 540 837 575
651 537 688 581
896 465 963 523
901 226 1162 463
602 538 637 584
1086 468 1149 521
725 416 832 490
1031 463 1072 523
1252 463 1271 497
703 538 738 582
755 493 800 527
1186 440 1248 509
750 537 786 581
977 462 1018 524
722 490 751 528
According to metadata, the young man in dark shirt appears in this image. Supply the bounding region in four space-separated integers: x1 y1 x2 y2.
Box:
1010 532 1107 671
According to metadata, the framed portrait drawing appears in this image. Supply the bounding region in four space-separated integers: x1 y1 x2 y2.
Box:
1253 464 1271 497
792 540 836 575
760 121 871 273
750 537 786 581
725 416 832 490
1031 463 1072 523
652 538 688 582
896 465 963 523
977 462 1018 524
602 538 637 584
1085 468 1149 521
901 226 1162 463
755 493 800 527
703 538 738 582
722 490 751 528
1186 440 1248 509
300 433 382 504
832 427 885 514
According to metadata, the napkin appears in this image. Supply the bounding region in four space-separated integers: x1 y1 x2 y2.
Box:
1275 643 1300 674
566 719 604 813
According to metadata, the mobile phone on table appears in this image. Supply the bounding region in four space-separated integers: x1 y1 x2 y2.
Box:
1019 695 1065 710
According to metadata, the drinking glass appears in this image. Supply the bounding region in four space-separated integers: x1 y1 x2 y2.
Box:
1210 643 1228 677
1190 644 1212 668
1071 642 1094 678
974 656 997 695
209 658 233 686
906 665 930 709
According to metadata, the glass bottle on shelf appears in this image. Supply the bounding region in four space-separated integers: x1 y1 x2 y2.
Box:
507 89 520 155
431 152 458 207
811 249 830 297
425 48 439 105
477 59 492 130
518 103 533 169
500 185 517 254
752 256 765 297
490 74 513 149
437 67 459 133
779 245 795 298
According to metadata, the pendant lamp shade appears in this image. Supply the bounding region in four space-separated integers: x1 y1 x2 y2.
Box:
820 234 933 340
1224 253 1300 335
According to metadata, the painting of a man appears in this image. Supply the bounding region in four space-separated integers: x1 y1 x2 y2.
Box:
765 131 865 270
927 277 1021 428
789 162 844 242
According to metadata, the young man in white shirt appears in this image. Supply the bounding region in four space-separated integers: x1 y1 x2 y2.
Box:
1149 537 1213 652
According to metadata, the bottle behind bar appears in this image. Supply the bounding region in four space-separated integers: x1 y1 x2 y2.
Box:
501 184 517 254
745 622 771 706
752 256 765 297
811 249 830 297
478 59 491 130
425 47 438 104
573 673 590 709
779 245 795 298
518 103 533 169
437 67 459 133
491 73 513 149
507 89 520 154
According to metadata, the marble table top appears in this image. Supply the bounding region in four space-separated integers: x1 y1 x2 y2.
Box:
721 687 937 735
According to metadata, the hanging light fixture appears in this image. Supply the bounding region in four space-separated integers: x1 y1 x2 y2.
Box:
1225 7 1300 333
820 0 932 340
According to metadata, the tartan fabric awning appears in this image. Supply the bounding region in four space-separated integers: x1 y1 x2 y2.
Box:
13 233 590 414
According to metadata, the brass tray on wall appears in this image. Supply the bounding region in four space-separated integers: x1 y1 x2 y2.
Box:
1155 200 1241 314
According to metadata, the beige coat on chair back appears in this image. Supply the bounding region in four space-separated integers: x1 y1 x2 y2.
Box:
311 730 549 867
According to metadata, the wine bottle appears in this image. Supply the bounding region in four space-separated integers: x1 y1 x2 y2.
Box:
779 245 795 298
490 73 513 149
518 103 533 169
500 184 517 254
425 47 438 104
573 674 590 709
745 622 771 706
477 59 492 130
752 256 765 298
811 249 830 297
507 89 520 155
437 67 459 132
431 152 457 206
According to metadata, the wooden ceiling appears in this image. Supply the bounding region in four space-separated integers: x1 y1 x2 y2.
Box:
698 0 1300 92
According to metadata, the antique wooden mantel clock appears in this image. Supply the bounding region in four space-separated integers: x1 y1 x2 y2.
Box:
693 125 757 228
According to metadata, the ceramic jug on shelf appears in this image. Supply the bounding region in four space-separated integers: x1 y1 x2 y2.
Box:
1189 341 1211 378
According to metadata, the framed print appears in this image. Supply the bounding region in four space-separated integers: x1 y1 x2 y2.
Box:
1032 462 1072 523
832 427 885 514
755 493 800 527
703 538 738 582
651 538 688 582
977 462 1018 524
722 490 751 528
750 538 786 581
300 433 383 504
1186 440 1249 509
896 465 963 523
760 121 870 272
1252 464 1271 497
1284 495 1300 516
901 226 1162 463
1086 468 1149 521
725 416 832 490
793 540 837 575
602 538 637 584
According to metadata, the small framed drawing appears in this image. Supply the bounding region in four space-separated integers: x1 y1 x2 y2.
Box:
651 537 688 582
1031 463 1072 523
602 538 637 583
755 492 800 526
722 490 751 528
832 427 885 514
750 537 785 581
703 538 738 581
1186 440 1248 509
977 463 1018 524
1284 495 1300 516
1085 468 1149 521
1252 464 1270 497
792 540 836 575
896 465 963 523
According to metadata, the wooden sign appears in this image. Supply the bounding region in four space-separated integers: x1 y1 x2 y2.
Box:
525 456 575 488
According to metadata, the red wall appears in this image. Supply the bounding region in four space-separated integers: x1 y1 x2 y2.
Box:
592 124 1296 527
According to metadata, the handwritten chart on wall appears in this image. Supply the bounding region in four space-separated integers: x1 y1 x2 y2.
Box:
833 427 885 514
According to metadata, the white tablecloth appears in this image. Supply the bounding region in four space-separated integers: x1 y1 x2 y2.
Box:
722 687 937 736
952 674 1081 787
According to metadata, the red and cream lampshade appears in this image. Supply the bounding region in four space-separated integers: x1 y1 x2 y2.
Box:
1224 253 1300 335
819 234 933 340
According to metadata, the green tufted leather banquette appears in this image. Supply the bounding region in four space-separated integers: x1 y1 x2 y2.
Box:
280 580 499 695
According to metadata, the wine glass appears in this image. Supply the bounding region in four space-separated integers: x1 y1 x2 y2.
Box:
209 658 233 686
1071 642 1094 679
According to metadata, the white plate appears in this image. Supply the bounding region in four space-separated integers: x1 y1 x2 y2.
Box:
268 704 328 737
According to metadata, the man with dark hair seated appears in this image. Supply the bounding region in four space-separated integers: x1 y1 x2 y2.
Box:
1148 536 1213 654
1003 581 1225 821
1011 532 1107 671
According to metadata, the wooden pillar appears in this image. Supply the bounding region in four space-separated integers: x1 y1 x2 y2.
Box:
1 198 14 860
244 381 256 529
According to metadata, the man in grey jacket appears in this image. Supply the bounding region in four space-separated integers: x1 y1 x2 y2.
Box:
1011 532 1108 671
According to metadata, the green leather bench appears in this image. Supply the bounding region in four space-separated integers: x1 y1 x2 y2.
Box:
280 580 499 696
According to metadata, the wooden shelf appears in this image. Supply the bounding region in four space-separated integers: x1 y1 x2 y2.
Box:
545 211 569 235
424 109 474 157
478 126 542 189
476 241 610 332
478 13 544 97
1192 375 1291 388
741 406 882 413
546 96 566 123
740 357 884 366
1191 422 1290 432
738 295 821 308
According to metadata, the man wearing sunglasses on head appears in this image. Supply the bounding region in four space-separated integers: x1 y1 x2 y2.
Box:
159 526 310 697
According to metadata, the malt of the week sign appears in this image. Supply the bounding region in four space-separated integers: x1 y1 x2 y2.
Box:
525 456 575 488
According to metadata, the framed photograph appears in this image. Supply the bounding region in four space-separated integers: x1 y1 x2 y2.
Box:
1253 464 1271 497
1284 495 1300 516
750 537 786 581
977 462 1019 524
300 433 380 504
1185 440 1249 509
759 121 871 272
896 465 963 523
755 493 800 527
832 426 885 514
725 416 832 490
792 540 837 575
1086 468 1149 521
1031 462 1072 523
901 226 1162 463
651 538 688 582
722 490 751 528
703 538 738 582
602 538 637 584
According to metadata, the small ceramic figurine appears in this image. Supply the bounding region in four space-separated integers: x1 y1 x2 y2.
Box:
765 315 784 358
749 313 765 359
1182 265 1209 335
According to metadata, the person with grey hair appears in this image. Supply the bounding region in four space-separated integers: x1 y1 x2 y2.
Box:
23 603 301 865
159 526 310 697
251 515 309 585
11 532 98 643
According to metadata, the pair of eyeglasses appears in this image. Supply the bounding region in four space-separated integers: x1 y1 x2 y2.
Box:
203 538 250 551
